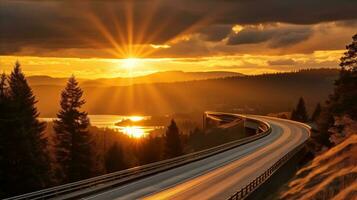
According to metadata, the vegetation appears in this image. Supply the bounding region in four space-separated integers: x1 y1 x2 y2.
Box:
31 68 339 116
314 33 357 148
164 120 183 158
280 134 357 199
277 33 357 200
0 63 247 198
54 76 93 183
135 136 162 165
329 33 357 119
104 142 126 173
291 97 309 122
310 103 321 122
0 63 50 197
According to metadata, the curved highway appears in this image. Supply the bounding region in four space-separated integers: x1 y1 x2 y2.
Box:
83 116 310 200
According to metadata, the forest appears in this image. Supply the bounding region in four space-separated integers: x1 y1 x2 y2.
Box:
32 68 339 116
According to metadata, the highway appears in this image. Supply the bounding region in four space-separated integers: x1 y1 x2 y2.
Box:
83 116 310 200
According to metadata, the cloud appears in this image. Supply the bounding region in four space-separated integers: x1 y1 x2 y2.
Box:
0 0 356 57
198 25 232 42
268 59 297 65
227 24 313 48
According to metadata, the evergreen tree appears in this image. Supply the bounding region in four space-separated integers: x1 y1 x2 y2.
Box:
104 142 126 173
0 72 8 198
0 72 7 99
164 120 183 158
315 107 333 147
316 33 356 147
328 33 357 119
291 97 309 122
136 136 162 165
54 76 93 183
1 62 49 197
311 103 322 122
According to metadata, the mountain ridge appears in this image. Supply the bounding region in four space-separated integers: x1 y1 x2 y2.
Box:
27 71 243 87
30 68 339 117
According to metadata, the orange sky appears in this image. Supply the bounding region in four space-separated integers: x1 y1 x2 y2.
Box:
0 1 356 78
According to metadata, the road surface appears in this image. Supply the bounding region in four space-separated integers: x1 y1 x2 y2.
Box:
84 116 310 200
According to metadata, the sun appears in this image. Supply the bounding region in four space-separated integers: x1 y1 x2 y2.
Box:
122 57 140 69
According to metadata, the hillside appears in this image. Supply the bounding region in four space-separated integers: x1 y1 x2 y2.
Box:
27 71 242 87
31 68 339 117
279 134 357 200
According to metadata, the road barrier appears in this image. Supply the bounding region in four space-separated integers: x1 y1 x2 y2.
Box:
227 140 306 200
5 113 271 200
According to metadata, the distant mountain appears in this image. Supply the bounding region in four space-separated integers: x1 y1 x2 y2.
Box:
32 68 339 117
27 71 243 87
27 75 71 86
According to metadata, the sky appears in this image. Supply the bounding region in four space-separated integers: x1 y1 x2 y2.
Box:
0 0 357 78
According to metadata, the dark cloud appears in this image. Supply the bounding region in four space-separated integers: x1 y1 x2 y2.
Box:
155 37 212 57
268 59 297 65
227 25 312 48
0 0 356 57
198 25 232 42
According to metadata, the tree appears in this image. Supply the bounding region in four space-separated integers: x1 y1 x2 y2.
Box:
311 103 322 122
104 142 126 173
54 76 93 183
0 72 7 99
0 72 8 197
136 135 162 165
1 62 50 197
164 120 183 158
315 108 333 147
328 33 357 119
291 97 309 122
316 33 357 148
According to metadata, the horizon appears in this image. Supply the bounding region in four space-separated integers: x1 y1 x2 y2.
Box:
2 63 340 80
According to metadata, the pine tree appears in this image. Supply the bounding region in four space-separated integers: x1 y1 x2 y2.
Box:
164 120 183 158
311 103 322 122
316 33 356 147
136 136 162 165
54 75 93 183
0 72 8 198
0 72 7 99
328 33 357 119
1 62 49 196
291 97 309 122
104 142 126 173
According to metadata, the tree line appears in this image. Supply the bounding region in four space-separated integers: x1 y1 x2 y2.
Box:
290 33 357 151
0 63 186 198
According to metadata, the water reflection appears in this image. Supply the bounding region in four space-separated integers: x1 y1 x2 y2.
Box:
120 126 148 138
40 115 161 138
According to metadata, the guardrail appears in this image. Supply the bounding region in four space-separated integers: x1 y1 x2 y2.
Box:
6 114 271 200
227 136 307 200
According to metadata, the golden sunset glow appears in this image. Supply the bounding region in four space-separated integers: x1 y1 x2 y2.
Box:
1 1 356 198
128 115 145 122
122 58 140 69
121 126 146 138
0 1 355 78
0 50 345 78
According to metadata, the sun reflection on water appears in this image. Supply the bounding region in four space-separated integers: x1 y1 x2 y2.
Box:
121 126 147 138
128 115 144 122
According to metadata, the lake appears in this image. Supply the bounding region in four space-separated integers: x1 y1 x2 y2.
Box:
40 115 164 138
